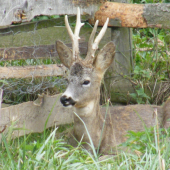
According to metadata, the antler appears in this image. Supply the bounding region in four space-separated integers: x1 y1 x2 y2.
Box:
84 18 109 64
65 7 84 61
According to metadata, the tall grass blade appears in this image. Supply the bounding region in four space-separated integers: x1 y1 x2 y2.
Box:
35 127 58 167
74 111 100 170
43 96 60 140
2 134 15 170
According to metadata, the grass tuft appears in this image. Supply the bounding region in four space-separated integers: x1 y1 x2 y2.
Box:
0 118 170 169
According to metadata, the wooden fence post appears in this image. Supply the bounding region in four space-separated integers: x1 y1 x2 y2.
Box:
104 0 134 104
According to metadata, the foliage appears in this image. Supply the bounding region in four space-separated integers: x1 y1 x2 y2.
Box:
128 0 170 104
129 27 170 104
129 87 150 104
0 123 170 169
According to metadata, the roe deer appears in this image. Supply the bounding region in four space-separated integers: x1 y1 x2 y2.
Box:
56 8 170 154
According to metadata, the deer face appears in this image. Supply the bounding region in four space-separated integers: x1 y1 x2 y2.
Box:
60 62 100 108
56 8 115 109
57 41 115 108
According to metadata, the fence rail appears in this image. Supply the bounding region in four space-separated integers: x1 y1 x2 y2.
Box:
0 64 67 79
0 42 88 61
0 94 74 141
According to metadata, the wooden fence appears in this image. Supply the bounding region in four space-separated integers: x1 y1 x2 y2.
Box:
0 16 111 141
0 0 170 140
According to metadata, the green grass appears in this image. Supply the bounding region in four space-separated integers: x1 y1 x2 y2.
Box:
1 119 170 170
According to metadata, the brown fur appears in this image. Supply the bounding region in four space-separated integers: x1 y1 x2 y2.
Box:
162 97 170 128
56 53 170 154
56 19 170 154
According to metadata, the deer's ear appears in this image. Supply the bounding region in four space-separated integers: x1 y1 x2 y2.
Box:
56 40 73 68
93 42 115 74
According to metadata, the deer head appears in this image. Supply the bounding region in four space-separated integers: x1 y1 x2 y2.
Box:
56 8 115 110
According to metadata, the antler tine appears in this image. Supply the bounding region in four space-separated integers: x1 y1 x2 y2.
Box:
65 15 74 41
74 8 84 38
65 7 84 61
84 20 99 63
84 18 109 64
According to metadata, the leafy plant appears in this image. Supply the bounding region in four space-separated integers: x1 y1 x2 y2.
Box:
130 25 170 104
129 88 150 104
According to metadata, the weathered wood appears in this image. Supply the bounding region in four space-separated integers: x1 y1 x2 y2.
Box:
0 42 88 61
103 0 133 104
105 26 133 103
0 25 110 50
0 16 76 35
91 2 170 29
0 64 67 79
0 94 73 141
0 0 104 27
0 26 72 48
0 44 56 60
1 1 170 29
0 25 111 61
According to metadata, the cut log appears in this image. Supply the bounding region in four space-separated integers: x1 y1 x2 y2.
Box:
91 2 170 29
0 64 67 79
1 1 170 29
0 94 74 141
0 0 103 27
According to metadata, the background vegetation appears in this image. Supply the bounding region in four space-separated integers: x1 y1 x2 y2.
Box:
0 0 170 169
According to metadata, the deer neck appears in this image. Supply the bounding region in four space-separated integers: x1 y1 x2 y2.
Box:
74 99 100 119
73 94 104 146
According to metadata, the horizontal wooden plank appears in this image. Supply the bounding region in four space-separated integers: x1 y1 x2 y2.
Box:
0 26 111 60
91 2 170 29
0 64 67 79
0 94 74 140
0 16 75 34
0 44 56 60
0 0 103 27
0 42 88 61
1 1 170 29
0 26 75 48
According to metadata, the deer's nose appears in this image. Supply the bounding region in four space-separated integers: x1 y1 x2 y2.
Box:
60 95 76 107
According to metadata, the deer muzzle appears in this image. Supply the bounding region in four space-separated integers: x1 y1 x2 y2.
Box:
60 95 76 107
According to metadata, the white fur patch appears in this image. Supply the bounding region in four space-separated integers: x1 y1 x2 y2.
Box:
62 88 73 98
74 101 95 117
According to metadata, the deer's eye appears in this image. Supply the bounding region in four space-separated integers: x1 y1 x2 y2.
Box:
82 80 90 86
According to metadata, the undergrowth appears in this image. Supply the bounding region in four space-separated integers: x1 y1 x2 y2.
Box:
0 121 170 169
124 27 170 104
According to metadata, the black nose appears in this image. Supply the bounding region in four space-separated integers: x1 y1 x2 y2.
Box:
60 95 76 107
